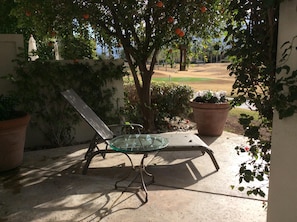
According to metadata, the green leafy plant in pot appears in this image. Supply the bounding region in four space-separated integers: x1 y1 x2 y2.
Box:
190 90 230 136
0 94 30 172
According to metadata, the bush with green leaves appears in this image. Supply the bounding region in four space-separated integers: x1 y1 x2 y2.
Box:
123 81 194 132
0 94 20 121
7 57 127 147
225 0 278 198
225 0 297 198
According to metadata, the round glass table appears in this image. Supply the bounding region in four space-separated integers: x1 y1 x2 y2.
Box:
109 134 169 202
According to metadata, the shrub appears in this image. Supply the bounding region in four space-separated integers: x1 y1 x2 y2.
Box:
123 81 194 131
7 58 127 147
0 94 20 121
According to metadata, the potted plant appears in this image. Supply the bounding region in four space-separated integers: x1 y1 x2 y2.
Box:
190 90 230 136
0 94 30 172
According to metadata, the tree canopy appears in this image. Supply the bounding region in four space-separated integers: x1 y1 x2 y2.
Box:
5 0 228 130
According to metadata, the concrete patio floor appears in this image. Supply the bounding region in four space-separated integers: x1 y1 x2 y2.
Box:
0 131 267 222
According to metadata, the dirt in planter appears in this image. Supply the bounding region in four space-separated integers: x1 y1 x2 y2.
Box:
162 113 245 136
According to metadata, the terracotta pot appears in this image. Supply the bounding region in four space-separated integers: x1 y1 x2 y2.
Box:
190 102 230 136
0 113 30 172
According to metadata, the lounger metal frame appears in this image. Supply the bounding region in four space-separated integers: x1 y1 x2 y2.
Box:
61 89 220 174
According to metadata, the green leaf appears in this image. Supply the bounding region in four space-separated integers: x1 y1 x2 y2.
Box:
247 190 253 196
256 175 264 181
238 187 245 192
259 190 266 197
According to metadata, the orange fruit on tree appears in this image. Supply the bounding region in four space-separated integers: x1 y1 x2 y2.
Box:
83 13 90 19
175 28 182 35
25 11 31 17
156 1 163 8
200 6 207 13
178 31 185 37
167 16 174 23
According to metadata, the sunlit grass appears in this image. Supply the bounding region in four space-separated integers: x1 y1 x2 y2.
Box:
229 107 259 120
152 77 212 82
124 76 212 84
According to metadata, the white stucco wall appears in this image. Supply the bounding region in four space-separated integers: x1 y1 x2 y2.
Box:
267 1 297 221
24 60 125 148
0 35 125 148
0 34 24 94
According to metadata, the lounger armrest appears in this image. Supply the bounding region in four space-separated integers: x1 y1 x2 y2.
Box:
108 123 143 136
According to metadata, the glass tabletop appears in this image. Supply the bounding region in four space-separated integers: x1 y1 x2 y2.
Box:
109 134 169 153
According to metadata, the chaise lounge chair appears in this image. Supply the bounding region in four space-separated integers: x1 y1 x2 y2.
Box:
61 89 220 175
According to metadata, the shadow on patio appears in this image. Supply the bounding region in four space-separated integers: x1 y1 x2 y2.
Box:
0 131 267 222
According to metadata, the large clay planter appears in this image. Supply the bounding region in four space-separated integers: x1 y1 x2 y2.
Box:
0 113 30 172
190 102 230 136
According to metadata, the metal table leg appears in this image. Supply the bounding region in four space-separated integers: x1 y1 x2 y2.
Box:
115 152 134 188
139 153 154 202
115 153 154 203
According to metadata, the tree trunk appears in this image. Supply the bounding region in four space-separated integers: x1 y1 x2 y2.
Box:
179 45 187 71
124 50 156 132
138 69 155 132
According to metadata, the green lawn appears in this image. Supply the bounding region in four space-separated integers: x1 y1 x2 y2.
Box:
229 107 259 120
152 77 212 82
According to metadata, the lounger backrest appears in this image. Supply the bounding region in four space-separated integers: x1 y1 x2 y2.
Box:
61 89 114 140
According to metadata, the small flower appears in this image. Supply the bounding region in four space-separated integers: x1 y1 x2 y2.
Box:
244 146 250 152
192 90 227 103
